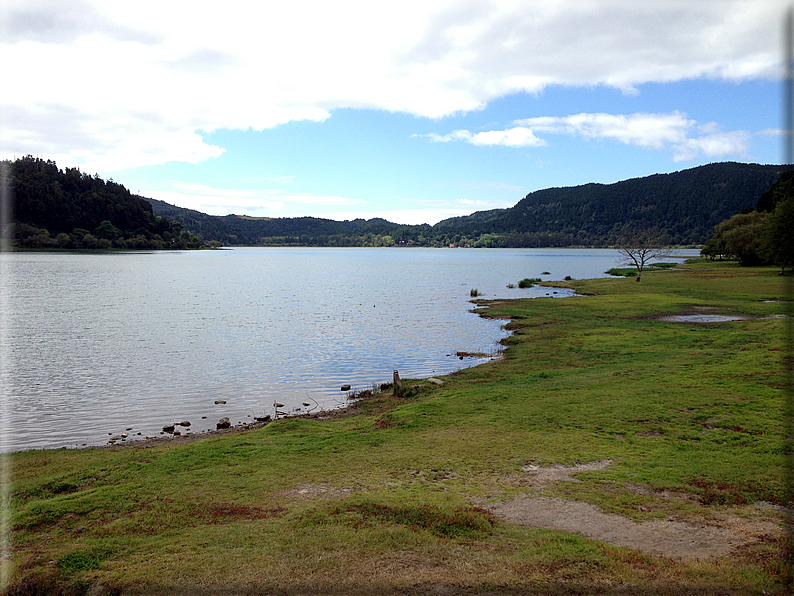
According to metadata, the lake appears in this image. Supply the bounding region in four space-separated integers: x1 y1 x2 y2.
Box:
1 247 697 451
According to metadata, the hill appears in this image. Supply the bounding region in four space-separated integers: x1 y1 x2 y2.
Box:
5 156 202 249
145 196 430 246
146 162 786 247
7 157 787 248
434 162 787 246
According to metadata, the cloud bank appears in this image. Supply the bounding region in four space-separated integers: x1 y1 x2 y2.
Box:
1 0 785 170
427 112 752 161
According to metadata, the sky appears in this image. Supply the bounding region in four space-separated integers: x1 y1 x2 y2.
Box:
1 0 788 225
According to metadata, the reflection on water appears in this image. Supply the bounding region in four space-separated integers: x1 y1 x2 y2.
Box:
3 247 695 451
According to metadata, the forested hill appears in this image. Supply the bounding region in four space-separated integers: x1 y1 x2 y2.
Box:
6 156 202 249
146 161 787 247
7 156 787 248
433 162 787 246
145 197 415 246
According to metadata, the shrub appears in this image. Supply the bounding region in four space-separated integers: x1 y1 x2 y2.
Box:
518 278 541 288
470 288 479 297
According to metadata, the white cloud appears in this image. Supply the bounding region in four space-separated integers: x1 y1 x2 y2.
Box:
672 131 752 162
516 112 694 149
429 112 752 161
0 0 786 170
142 183 366 217
425 127 545 147
757 128 786 137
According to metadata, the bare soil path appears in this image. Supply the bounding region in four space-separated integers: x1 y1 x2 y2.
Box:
478 461 780 560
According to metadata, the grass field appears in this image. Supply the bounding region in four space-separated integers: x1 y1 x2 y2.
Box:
3 259 791 595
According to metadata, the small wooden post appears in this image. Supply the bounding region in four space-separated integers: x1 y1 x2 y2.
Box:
393 370 402 396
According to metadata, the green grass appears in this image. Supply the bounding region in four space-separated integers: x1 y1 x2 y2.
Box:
5 259 790 594
606 267 637 277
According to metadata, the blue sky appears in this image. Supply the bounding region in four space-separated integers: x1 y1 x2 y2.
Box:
2 0 787 224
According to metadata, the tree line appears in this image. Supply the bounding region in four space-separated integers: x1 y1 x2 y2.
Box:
4 156 205 250
701 170 794 273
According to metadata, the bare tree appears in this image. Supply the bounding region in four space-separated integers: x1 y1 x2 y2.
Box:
618 228 671 282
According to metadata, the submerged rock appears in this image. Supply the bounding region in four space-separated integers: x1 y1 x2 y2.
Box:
217 417 231 429
162 424 175 433
214 400 227 404
178 421 191 427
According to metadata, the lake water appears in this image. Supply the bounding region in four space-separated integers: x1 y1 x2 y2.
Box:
0 247 697 451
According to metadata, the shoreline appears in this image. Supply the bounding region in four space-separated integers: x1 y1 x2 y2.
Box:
86 349 508 453
8 259 787 594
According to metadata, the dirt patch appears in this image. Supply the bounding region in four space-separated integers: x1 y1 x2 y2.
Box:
520 459 613 488
480 461 779 560
285 482 354 500
484 495 777 560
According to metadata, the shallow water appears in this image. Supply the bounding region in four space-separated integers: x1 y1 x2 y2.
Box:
660 314 746 322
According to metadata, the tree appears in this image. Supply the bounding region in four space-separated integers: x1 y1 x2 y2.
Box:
617 228 671 282
714 211 768 266
94 220 120 241
763 191 794 274
700 234 727 260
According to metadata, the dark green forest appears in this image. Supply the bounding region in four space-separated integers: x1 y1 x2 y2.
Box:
701 169 794 272
3 156 203 249
432 162 785 246
3 156 787 249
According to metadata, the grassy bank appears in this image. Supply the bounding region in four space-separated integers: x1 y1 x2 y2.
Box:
4 260 790 595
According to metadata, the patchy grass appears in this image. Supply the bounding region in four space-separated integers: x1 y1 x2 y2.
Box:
606 267 638 277
4 260 790 595
518 277 542 288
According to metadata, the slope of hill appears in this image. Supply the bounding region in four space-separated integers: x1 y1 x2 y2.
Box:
145 197 429 246
6 156 201 249
147 162 786 247
434 162 787 246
